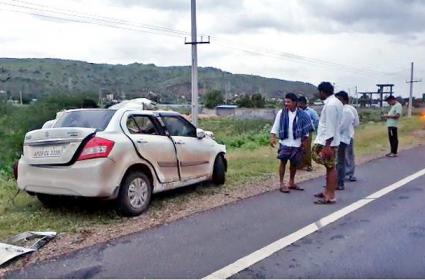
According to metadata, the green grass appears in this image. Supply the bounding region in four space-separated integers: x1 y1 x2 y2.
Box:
199 118 271 149
355 117 423 156
0 117 423 240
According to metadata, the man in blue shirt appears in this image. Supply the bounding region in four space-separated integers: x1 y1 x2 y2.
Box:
297 96 319 171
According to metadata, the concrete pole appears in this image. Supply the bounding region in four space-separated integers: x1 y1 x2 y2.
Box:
190 0 199 127
408 62 414 117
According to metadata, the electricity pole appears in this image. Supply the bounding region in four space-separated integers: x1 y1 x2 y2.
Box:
185 0 209 127
406 62 422 117
355 86 358 106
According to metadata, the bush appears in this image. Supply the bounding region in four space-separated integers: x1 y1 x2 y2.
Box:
0 94 98 176
202 90 224 109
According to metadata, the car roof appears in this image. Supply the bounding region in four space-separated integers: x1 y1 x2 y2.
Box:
61 108 180 116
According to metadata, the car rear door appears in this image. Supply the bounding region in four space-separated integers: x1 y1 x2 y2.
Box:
123 114 179 183
159 114 212 180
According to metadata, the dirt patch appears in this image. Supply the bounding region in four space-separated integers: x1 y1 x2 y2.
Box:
1 143 424 276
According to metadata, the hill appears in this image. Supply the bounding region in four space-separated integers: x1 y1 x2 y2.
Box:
0 58 317 103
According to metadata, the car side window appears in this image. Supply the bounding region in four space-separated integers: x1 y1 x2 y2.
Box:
161 116 196 138
126 116 159 135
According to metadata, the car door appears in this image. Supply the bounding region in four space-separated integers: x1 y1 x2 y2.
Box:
160 115 212 180
124 114 179 183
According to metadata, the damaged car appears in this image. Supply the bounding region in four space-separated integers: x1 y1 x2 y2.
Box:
17 108 227 216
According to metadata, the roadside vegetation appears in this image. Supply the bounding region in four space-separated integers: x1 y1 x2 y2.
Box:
0 98 423 240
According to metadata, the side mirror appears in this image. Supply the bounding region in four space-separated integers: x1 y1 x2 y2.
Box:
196 128 206 139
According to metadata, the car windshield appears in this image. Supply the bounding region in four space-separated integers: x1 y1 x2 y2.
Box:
53 110 116 130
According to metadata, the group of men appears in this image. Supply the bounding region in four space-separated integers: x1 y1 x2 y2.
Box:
270 81 401 205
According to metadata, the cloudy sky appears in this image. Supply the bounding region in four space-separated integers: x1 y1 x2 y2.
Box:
0 0 424 97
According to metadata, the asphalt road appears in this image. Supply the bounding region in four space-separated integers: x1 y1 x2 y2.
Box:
6 145 425 279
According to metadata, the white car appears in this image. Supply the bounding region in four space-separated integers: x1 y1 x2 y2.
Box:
17 108 227 216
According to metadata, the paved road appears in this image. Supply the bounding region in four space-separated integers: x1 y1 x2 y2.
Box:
6 146 425 278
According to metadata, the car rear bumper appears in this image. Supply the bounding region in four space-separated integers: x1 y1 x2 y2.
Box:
17 157 122 197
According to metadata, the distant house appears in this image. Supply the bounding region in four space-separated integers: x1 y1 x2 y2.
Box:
313 99 323 106
216 104 238 117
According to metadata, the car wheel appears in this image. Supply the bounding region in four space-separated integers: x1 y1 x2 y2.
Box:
116 171 152 217
37 193 63 208
212 154 226 185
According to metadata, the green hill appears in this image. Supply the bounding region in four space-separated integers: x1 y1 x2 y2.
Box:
0 58 317 103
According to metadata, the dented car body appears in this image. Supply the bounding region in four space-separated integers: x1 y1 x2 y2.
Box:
17 108 227 216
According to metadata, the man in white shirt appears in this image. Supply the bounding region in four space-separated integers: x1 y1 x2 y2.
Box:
312 82 344 204
345 101 360 182
270 93 314 193
335 91 355 190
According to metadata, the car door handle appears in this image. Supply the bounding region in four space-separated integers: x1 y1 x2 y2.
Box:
137 140 149 144
175 140 185 145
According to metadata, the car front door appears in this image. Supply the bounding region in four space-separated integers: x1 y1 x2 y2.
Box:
160 115 212 180
125 114 179 183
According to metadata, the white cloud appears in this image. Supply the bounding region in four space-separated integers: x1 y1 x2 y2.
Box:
0 0 424 97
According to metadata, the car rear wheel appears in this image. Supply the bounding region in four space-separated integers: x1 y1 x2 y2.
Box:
116 171 152 216
212 154 226 185
37 193 64 208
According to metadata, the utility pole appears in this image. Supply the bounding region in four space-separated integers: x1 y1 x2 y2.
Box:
355 86 358 106
185 0 210 127
406 62 422 117
19 90 23 105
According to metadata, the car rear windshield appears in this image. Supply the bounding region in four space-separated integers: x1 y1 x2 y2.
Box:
53 110 116 130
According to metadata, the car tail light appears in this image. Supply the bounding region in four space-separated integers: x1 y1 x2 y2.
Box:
77 137 114 161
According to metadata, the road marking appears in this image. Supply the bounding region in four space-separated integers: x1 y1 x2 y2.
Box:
203 167 425 279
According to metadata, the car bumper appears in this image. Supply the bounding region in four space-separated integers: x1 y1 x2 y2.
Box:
17 158 122 197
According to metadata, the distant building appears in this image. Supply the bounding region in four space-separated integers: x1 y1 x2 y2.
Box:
216 104 238 117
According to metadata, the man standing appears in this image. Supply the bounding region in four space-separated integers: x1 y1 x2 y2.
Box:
335 91 355 190
270 93 314 193
345 98 360 182
297 96 319 171
312 82 343 204
383 95 402 157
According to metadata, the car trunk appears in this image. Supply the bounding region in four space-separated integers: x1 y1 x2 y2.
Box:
23 128 96 165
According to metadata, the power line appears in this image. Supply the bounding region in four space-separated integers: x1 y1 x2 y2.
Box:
3 0 191 36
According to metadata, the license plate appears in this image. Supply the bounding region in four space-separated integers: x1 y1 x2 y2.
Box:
32 145 65 158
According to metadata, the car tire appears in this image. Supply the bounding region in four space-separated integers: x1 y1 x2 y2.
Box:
212 154 226 185
116 171 152 217
37 193 63 208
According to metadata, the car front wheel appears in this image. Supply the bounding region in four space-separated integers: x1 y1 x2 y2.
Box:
212 154 226 185
116 171 152 216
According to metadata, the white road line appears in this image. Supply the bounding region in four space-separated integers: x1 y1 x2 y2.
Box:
203 167 425 279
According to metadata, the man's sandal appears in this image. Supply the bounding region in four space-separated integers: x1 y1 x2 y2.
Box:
314 192 325 198
279 187 290 193
289 185 304 191
314 198 336 205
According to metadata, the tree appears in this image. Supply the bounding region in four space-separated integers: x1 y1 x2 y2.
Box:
235 93 265 108
251 93 265 108
236 95 253 108
202 90 224 109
